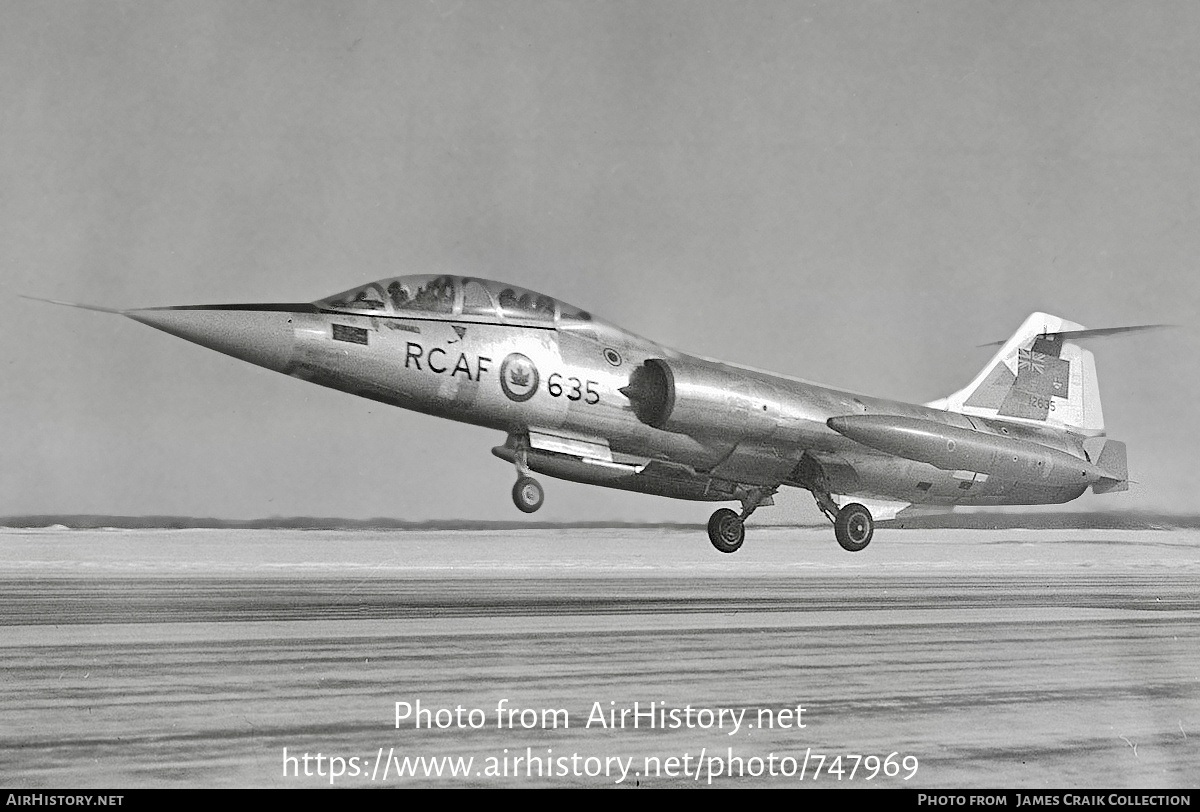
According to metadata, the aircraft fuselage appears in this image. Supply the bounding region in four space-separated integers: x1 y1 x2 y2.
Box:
43 273 1128 553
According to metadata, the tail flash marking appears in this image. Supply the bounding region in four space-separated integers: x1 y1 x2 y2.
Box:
928 312 1104 434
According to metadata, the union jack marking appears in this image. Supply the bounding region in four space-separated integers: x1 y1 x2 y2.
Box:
1018 348 1046 375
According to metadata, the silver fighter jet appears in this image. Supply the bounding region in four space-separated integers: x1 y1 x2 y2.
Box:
33 275 1148 553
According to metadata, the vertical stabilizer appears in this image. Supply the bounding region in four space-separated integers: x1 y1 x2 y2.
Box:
926 312 1105 434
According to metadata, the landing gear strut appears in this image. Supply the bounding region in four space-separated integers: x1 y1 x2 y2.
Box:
509 441 544 513
706 487 774 554
803 464 874 552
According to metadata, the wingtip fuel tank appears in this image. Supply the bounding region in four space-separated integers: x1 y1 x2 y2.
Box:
825 414 1109 489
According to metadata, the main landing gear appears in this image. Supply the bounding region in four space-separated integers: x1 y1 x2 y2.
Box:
707 489 875 553
833 502 874 552
811 489 874 552
706 488 773 554
707 508 744 553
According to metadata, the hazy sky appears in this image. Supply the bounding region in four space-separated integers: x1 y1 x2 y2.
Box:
4 2 1198 523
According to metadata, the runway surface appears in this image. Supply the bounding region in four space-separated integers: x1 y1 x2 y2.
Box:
1 526 1197 788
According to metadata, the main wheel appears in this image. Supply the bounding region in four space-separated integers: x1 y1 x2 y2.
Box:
512 476 544 513
834 503 874 552
707 508 745 554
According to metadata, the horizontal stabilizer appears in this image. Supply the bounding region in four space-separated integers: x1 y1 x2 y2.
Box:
978 323 1171 348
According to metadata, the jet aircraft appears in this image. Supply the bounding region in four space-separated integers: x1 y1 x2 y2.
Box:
32 275 1145 552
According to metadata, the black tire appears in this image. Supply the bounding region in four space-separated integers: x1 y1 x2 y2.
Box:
834 503 874 552
512 476 544 513
707 508 745 554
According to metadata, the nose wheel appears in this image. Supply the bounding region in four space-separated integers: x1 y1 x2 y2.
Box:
512 476 544 513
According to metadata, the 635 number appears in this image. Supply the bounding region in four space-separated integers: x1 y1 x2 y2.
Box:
547 373 600 404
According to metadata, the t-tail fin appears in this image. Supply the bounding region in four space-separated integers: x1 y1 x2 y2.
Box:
926 312 1105 434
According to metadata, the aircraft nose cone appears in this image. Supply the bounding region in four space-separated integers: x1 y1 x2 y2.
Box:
125 306 296 373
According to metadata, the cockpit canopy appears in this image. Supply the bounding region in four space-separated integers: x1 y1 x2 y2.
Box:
316 275 595 326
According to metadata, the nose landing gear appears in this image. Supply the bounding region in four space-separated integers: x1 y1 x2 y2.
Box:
508 442 544 513
513 475 544 513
